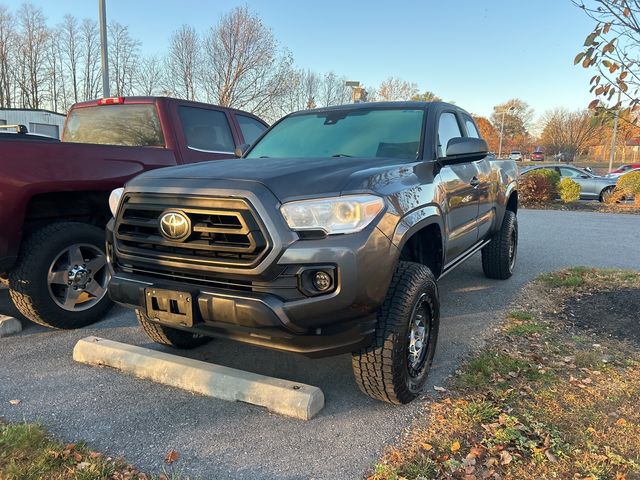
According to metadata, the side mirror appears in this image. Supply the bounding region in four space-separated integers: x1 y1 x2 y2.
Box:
234 143 250 158
441 137 488 164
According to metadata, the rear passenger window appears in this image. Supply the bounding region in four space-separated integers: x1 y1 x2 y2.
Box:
179 106 235 153
437 112 462 157
237 115 267 145
463 116 480 138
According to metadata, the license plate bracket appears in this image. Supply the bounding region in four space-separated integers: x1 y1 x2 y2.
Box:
145 288 194 327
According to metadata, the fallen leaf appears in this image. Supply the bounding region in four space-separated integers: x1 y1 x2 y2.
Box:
89 451 102 459
616 418 627 426
582 377 592 384
500 450 513 465
470 446 484 458
433 386 447 392
8 399 20 406
545 450 558 463
451 441 461 453
165 450 180 465
76 461 91 470
420 443 433 451
73 452 82 462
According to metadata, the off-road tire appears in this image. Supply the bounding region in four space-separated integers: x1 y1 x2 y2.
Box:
136 310 212 349
8 222 112 329
352 261 440 404
481 210 518 280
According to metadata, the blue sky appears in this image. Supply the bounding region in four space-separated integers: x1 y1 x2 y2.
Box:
26 0 596 121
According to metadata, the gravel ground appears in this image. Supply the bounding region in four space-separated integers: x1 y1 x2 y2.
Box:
1 209 639 480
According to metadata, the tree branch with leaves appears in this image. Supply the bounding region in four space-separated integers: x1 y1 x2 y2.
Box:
574 0 640 108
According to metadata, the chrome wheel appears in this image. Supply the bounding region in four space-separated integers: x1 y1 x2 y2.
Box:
47 243 110 312
408 293 431 378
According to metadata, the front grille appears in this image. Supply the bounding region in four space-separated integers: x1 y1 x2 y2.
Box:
115 193 269 269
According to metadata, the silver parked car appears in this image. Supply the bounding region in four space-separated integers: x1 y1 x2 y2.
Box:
521 164 618 202
509 150 523 161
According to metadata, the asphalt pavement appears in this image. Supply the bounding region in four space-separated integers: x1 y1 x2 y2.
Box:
1 209 639 479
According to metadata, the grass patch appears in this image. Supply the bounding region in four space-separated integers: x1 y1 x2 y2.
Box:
508 310 534 321
0 421 184 480
505 321 545 336
371 268 640 480
455 352 538 390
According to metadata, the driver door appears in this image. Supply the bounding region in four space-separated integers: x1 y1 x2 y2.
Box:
437 111 480 264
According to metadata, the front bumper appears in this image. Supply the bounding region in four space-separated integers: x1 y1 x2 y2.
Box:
106 184 399 357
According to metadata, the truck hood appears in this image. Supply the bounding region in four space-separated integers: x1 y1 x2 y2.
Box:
131 157 392 201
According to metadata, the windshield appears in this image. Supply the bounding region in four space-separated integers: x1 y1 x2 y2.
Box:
63 104 165 147
246 108 424 160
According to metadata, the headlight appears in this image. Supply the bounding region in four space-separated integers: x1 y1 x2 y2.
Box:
108 187 124 217
280 195 384 235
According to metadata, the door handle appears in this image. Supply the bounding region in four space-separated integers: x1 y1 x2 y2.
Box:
470 176 480 187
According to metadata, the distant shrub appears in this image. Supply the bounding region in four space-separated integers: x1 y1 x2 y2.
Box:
519 172 555 205
558 178 581 203
615 171 640 205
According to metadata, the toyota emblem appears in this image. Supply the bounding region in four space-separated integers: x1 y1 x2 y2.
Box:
159 210 191 241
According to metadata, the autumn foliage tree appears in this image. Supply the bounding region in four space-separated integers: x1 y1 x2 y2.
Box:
473 116 500 152
377 77 419 101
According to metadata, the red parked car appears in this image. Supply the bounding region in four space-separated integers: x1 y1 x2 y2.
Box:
610 163 640 174
0 96 268 329
530 151 545 161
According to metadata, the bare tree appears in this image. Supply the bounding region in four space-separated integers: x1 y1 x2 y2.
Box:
202 6 293 116
319 71 351 106
59 14 80 104
44 25 64 111
0 5 15 107
137 55 165 96
166 25 199 100
16 3 49 108
377 76 419 101
80 18 101 101
540 108 603 159
108 21 140 96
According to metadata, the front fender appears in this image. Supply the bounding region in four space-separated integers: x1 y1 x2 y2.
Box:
391 205 444 250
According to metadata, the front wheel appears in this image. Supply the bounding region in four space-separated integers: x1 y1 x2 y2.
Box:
8 222 112 329
481 210 518 280
352 262 440 404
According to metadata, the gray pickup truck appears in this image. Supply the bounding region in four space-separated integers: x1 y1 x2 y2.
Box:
106 102 519 404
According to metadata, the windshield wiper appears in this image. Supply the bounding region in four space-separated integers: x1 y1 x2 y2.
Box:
331 153 353 157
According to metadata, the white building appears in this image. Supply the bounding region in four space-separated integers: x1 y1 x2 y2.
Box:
0 108 66 139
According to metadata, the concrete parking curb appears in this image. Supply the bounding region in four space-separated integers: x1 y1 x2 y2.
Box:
72 336 325 420
0 315 22 337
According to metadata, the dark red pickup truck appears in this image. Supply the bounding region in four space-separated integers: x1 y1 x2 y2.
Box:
0 96 267 329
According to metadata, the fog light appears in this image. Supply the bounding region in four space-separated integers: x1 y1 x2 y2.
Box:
312 271 332 291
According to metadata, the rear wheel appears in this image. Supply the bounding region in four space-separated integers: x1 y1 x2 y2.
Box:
481 210 518 280
136 310 212 349
8 222 112 329
352 261 440 404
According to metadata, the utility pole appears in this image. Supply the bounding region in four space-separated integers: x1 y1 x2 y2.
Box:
498 105 515 159
99 0 110 98
608 89 622 173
